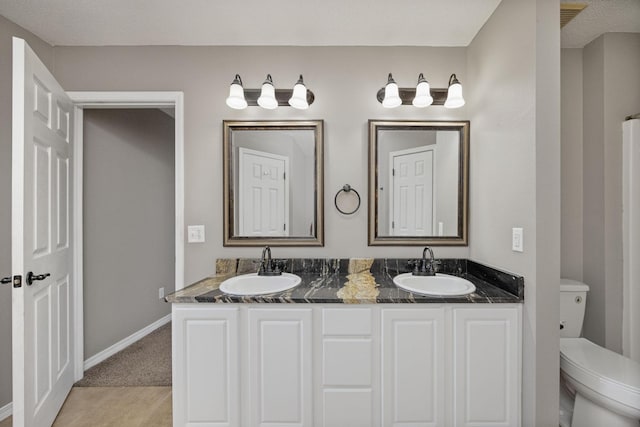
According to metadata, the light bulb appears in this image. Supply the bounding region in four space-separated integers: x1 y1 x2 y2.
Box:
382 73 402 108
412 73 433 108
225 74 247 109
257 74 278 109
444 73 465 109
288 75 309 110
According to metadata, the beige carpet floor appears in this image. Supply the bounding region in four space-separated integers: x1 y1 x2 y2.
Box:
75 322 172 387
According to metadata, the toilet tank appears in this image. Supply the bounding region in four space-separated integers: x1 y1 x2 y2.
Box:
560 278 589 338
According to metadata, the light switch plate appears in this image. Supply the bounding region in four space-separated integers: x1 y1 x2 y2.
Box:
512 227 524 252
187 225 205 243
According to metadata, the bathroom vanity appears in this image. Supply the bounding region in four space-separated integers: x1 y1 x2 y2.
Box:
167 258 523 427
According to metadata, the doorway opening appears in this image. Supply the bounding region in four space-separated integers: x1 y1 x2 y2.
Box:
69 92 184 381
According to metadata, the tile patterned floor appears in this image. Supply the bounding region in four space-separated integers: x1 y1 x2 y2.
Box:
0 386 172 427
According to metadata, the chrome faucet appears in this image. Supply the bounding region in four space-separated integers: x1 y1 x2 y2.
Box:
410 246 438 276
258 246 283 276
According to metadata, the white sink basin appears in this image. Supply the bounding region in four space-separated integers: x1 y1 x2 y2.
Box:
393 273 476 296
219 273 302 296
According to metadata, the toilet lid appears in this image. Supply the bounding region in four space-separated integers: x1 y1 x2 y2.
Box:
560 278 589 292
560 338 640 409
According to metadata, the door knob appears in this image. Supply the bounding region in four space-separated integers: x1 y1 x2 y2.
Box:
1 277 11 285
26 271 50 286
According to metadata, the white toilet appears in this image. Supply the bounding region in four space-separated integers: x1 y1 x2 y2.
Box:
559 278 640 427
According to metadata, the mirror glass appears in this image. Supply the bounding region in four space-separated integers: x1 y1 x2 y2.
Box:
368 120 469 246
223 120 324 246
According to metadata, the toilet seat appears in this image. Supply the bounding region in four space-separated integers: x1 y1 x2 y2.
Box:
560 338 640 417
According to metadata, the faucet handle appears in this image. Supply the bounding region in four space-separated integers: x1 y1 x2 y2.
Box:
407 259 419 272
273 260 286 273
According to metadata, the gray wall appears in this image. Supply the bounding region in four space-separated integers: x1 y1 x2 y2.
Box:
52 45 471 285
434 131 459 236
467 1 560 425
581 33 640 352
561 49 583 281
83 109 174 358
0 15 54 411
582 36 607 347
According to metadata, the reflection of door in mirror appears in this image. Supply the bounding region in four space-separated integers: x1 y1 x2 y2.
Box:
389 146 435 236
375 126 462 238
231 128 316 238
238 147 289 236
224 120 324 246
369 120 468 246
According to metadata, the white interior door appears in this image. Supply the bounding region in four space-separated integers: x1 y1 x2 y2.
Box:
238 147 289 236
12 37 74 427
390 146 435 236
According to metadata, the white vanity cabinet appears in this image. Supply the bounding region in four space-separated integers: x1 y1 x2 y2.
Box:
172 304 521 427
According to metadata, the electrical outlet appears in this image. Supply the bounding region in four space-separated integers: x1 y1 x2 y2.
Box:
159 287 165 299
512 227 524 252
187 225 205 243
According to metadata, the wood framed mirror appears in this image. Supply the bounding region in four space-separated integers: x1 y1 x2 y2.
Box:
368 120 469 246
223 120 324 246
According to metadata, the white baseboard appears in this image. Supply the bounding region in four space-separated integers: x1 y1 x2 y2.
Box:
0 402 11 422
84 314 171 371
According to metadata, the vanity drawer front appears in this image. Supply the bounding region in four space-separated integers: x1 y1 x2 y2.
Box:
323 338 373 386
322 308 372 336
322 389 373 427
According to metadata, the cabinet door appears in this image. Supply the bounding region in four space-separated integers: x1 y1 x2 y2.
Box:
172 305 239 427
382 308 445 427
248 308 313 427
452 307 520 427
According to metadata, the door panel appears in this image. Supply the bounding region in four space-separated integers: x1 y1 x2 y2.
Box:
239 147 289 236
390 147 435 236
12 37 74 427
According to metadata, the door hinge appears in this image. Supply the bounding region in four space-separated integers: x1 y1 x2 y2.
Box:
283 223 286 231
283 172 286 180
392 168 395 176
392 221 395 229
13 275 22 288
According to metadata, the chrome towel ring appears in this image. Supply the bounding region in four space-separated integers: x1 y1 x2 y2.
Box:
334 184 361 215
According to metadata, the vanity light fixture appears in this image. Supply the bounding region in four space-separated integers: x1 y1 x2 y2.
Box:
225 74 248 110
257 74 278 110
444 73 465 109
225 74 315 109
382 73 402 108
288 75 309 110
376 72 464 109
412 73 433 108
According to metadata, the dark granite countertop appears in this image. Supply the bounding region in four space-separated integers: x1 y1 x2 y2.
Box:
166 258 524 304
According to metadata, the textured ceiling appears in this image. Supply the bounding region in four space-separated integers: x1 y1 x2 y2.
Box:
1 0 636 48
561 0 640 48
0 0 501 47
